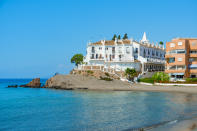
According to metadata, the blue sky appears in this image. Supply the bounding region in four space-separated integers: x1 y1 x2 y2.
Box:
0 0 197 78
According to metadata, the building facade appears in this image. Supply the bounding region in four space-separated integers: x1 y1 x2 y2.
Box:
82 33 165 73
165 38 197 80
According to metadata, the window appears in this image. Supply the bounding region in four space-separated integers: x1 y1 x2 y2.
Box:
91 54 94 59
134 55 138 60
156 51 158 56
167 49 185 54
99 47 102 50
143 49 146 57
177 75 184 78
152 51 155 56
189 57 197 62
99 54 102 59
178 42 182 46
126 47 130 54
169 58 175 63
177 50 185 54
189 58 194 62
177 65 185 70
105 47 108 50
119 55 122 61
190 50 197 54
178 58 182 62
91 47 95 53
134 48 138 53
189 65 197 69
169 65 176 70
170 43 175 47
96 54 98 59
191 75 196 78
119 47 122 53
112 47 115 53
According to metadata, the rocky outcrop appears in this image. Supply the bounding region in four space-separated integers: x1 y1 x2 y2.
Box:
45 74 131 90
20 78 41 88
45 75 73 89
7 85 18 88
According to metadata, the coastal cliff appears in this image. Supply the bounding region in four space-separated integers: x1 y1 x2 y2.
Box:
45 74 131 90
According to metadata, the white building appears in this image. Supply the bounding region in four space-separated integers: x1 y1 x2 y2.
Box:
82 32 165 73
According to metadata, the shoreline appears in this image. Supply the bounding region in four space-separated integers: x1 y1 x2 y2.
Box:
47 83 197 94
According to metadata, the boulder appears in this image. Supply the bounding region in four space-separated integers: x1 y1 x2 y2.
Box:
20 78 41 88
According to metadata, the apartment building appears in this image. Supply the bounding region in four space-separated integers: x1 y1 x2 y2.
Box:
165 38 197 80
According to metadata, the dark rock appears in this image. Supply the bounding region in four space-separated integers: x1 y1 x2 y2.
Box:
7 85 18 88
20 78 41 88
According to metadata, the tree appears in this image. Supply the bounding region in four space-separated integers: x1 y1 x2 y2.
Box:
71 54 83 67
152 72 169 82
118 35 121 40
159 41 164 45
123 33 128 40
112 34 117 41
125 68 137 81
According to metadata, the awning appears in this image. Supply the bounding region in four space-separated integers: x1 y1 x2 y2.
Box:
189 64 197 68
171 73 184 75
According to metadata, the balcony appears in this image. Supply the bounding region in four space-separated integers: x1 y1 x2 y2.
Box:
166 49 186 55
190 54 197 57
189 61 197 65
165 69 185 73
165 53 185 58
190 69 197 73
189 64 197 73
165 65 186 73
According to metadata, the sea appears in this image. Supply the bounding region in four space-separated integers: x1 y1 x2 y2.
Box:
1 79 197 131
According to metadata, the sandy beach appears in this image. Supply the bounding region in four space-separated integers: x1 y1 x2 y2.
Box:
45 74 197 94
122 84 197 94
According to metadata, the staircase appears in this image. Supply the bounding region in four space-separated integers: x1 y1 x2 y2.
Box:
140 72 155 78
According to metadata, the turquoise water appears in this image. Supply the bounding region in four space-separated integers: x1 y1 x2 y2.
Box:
1 79 197 131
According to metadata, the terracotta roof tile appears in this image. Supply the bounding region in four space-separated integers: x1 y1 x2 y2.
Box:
91 41 102 45
122 40 131 44
105 40 115 45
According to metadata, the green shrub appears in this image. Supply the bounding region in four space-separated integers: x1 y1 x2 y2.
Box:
86 70 93 75
152 72 169 82
100 76 113 81
186 78 197 83
138 78 154 84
